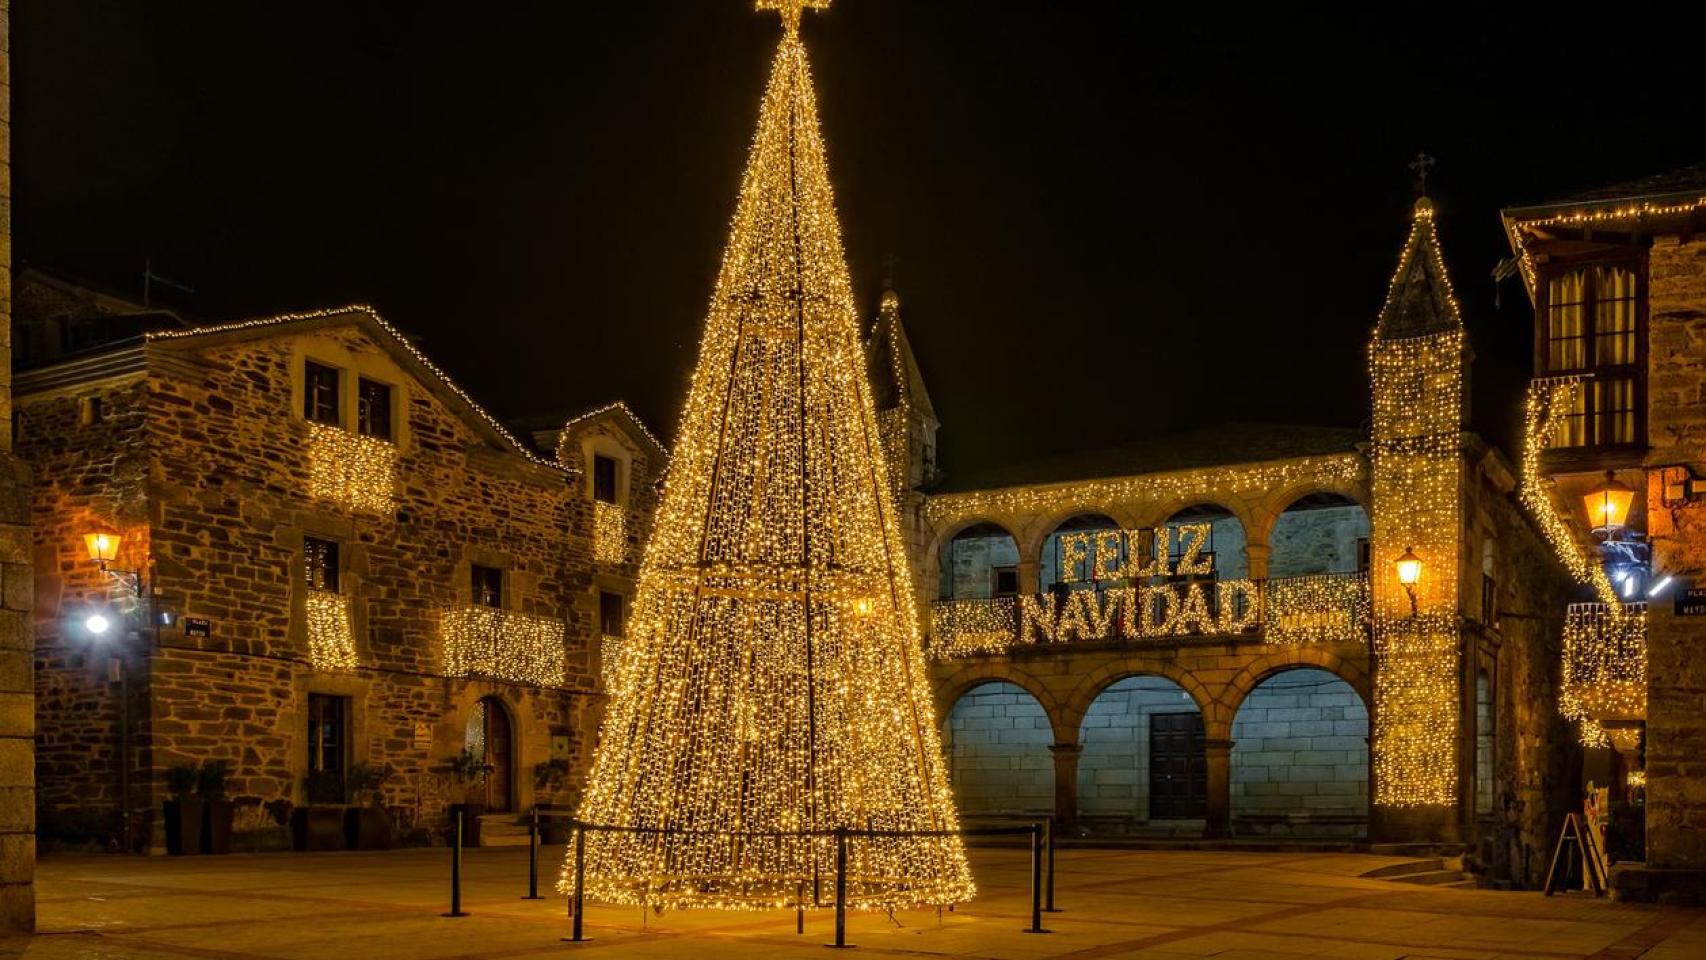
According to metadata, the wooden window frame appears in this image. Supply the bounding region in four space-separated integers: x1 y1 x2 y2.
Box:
304 360 342 427
1536 251 1648 452
304 535 341 593
471 564 504 608
356 376 394 442
592 454 620 505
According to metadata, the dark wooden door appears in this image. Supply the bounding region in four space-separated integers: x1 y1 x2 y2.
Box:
1149 711 1207 819
482 698 513 813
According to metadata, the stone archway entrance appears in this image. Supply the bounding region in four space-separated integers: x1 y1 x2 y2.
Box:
466 696 514 813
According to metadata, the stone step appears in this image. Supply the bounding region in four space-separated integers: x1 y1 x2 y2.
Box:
1390 869 1469 886
1361 858 1445 879
1367 842 1466 858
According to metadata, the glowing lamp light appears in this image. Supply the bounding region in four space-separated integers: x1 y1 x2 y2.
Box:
84 532 121 566
1584 471 1635 532
1395 546 1422 617
84 613 111 636
852 596 875 618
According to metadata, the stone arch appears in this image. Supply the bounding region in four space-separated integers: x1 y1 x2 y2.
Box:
1218 648 1371 737
937 678 1057 818
1263 491 1372 578
934 662 1070 744
1036 512 1125 590
1228 666 1370 838
931 519 1023 600
1060 659 1216 743
1076 673 1209 833
446 684 537 812
1142 499 1253 582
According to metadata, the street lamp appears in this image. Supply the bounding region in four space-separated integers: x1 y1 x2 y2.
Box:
1584 470 1635 535
82 527 148 855
84 529 144 597
1395 546 1422 616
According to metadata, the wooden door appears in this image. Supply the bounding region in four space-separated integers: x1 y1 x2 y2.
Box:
1149 711 1207 819
482 698 513 813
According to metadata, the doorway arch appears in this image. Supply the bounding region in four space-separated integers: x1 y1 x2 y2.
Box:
466 695 516 813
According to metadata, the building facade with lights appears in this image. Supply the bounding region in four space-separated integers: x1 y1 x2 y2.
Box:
880 199 1583 888
15 280 661 852
1502 165 1706 900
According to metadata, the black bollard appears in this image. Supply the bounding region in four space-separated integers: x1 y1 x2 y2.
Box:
563 825 591 943
1024 823 1049 934
444 808 468 918
523 807 542 900
1043 818 1059 913
828 826 851 948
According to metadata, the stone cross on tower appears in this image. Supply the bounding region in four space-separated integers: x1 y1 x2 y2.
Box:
1410 152 1437 197
757 0 830 36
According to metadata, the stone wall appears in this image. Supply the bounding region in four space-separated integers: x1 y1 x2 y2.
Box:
0 0 31 926
1268 504 1368 577
1229 668 1368 837
1077 675 1198 829
1644 235 1706 876
940 681 1052 816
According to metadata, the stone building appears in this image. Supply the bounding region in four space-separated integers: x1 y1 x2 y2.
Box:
0 0 35 932
1503 166 1706 901
16 284 660 851
885 200 1579 888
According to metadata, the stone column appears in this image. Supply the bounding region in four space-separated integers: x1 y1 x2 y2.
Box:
0 0 34 932
1244 542 1270 582
1017 559 1041 597
1048 742 1081 834
1204 738 1234 839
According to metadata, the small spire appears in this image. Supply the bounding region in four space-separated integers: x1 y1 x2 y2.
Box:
757 0 831 37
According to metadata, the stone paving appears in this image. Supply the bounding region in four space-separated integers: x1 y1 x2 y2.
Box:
2 846 1703 959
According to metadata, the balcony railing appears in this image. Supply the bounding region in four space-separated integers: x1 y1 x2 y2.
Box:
1562 601 1647 723
926 571 1370 660
441 606 567 687
305 589 359 670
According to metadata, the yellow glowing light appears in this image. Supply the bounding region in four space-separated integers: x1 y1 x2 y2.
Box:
567 1 971 912
307 422 397 513
305 589 359 671
440 606 567 687
592 501 627 565
1394 547 1422 586
84 532 121 565
1583 471 1635 531
1627 770 1646 789
1263 572 1370 645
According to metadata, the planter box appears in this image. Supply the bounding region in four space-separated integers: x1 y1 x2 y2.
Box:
345 807 392 851
201 799 234 855
163 799 204 856
447 803 484 847
291 806 347 852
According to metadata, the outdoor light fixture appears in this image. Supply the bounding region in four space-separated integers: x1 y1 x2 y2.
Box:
1395 546 1422 616
84 613 111 636
1584 470 1635 535
84 531 121 567
1649 575 1675 599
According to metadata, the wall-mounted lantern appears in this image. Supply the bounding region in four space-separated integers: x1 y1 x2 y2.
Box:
1395 546 1422 616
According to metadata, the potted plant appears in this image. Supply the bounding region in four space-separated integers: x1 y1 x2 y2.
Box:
292 769 347 851
533 758 573 844
445 748 487 847
344 762 393 850
162 763 203 856
198 760 236 855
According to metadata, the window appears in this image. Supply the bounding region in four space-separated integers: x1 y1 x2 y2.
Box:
592 454 619 504
472 564 503 608
304 361 341 426
991 566 1019 597
307 693 350 803
1356 538 1372 573
357 377 393 441
1541 261 1643 448
305 535 340 592
599 591 625 637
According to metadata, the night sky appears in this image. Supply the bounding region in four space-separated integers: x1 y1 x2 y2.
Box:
14 2 1706 478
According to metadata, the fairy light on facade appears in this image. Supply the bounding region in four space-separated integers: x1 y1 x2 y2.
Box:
305 589 359 671
1504 193 1706 293
592 501 627 565
1368 197 1464 808
928 597 1017 657
1264 572 1371 645
440 606 566 687
567 0 972 911
307 422 397 513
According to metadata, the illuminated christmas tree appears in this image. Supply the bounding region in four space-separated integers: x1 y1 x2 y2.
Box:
567 0 974 911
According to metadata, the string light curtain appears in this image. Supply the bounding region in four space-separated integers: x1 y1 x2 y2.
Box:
1368 198 1465 808
568 0 972 911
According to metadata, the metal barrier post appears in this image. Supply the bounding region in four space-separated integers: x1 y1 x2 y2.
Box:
567 825 590 943
1024 823 1049 934
444 808 468 918
797 880 805 934
1044 818 1059 913
829 826 850 948
523 807 542 900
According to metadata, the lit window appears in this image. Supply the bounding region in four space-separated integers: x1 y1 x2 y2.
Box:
304 361 341 426
1542 262 1642 448
305 535 340 592
357 377 393 441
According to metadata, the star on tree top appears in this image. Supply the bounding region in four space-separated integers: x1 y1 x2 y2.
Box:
757 0 831 37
